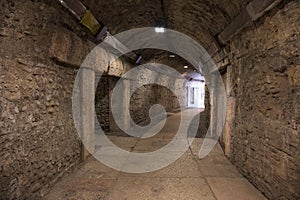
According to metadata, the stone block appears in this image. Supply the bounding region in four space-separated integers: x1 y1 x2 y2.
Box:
48 28 92 68
288 65 300 87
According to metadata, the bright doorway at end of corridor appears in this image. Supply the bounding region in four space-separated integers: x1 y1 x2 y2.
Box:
186 73 205 109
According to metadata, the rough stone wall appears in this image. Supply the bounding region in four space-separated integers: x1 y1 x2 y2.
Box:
156 85 180 112
227 2 300 199
95 77 110 132
128 75 176 126
128 69 184 126
0 0 93 198
95 73 184 131
107 76 122 132
198 86 210 138
129 84 157 125
154 75 185 114
94 61 187 132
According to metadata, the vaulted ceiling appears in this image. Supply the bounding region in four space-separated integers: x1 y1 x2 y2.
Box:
83 0 250 47
81 0 251 76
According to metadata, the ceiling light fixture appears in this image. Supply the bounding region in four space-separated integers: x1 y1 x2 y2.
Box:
184 65 188 69
155 27 165 33
169 54 175 58
155 18 166 33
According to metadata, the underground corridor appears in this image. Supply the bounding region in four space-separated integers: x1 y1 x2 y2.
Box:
0 0 299 199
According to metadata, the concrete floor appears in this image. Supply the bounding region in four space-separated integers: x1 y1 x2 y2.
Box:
45 110 266 200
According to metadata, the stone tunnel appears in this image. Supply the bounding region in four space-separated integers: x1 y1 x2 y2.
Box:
0 0 299 199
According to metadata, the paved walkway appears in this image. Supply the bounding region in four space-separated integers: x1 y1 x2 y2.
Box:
45 109 266 200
